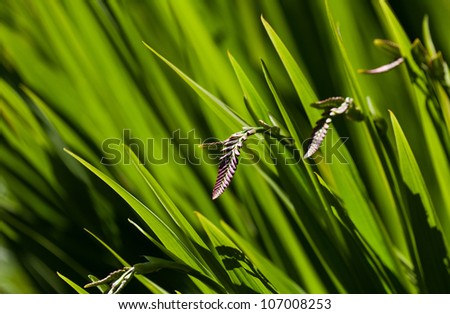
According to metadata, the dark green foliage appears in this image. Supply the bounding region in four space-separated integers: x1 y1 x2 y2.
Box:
1 0 449 293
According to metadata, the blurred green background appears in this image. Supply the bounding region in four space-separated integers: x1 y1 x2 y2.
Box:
1 0 449 293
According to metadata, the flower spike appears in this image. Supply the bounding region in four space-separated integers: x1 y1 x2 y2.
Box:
211 129 256 200
304 97 355 159
202 120 293 199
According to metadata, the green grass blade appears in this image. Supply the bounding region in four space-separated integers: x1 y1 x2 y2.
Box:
378 0 421 73
84 229 170 293
57 272 88 294
228 51 271 123
261 13 400 290
378 0 450 239
221 220 307 294
64 149 211 278
390 111 450 291
142 42 248 128
197 213 274 293
324 1 409 281
261 16 319 123
389 112 437 227
84 229 130 267
124 144 207 249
